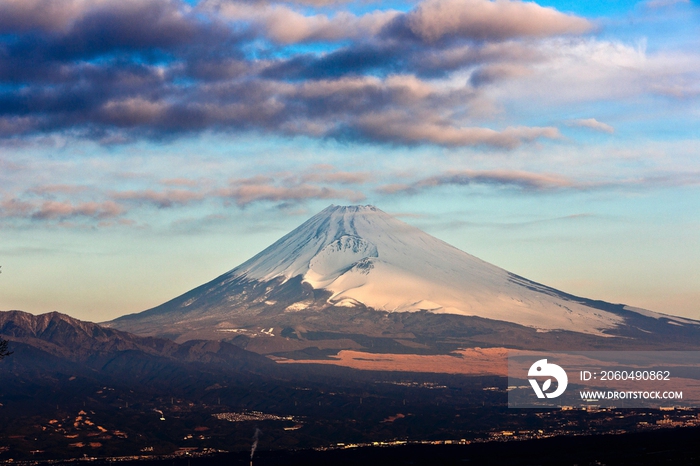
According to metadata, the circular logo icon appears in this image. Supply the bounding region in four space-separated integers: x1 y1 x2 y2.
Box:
528 359 568 399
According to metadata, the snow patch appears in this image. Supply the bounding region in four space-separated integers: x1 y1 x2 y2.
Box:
285 302 310 312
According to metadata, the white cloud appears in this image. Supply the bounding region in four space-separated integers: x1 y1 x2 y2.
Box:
567 118 614 134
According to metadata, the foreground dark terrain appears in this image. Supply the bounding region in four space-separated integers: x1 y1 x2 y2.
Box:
3 366 700 464
75 427 700 465
5 428 700 465
2 310 700 464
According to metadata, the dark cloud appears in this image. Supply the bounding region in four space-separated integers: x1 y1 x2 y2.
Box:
0 0 232 58
261 43 406 80
259 38 542 82
0 0 592 147
469 63 532 87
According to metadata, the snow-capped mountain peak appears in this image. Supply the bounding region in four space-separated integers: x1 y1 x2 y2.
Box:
107 204 698 343
222 205 622 334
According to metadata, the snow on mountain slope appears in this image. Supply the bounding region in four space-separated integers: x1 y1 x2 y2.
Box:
224 205 623 335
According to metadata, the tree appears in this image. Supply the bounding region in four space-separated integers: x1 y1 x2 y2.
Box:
0 338 12 359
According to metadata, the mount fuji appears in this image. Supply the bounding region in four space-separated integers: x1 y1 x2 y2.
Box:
106 205 699 354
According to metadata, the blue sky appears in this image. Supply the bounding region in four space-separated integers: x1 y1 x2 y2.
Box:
0 0 698 321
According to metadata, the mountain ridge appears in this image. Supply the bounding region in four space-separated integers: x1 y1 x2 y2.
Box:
105 205 700 352
0 309 274 370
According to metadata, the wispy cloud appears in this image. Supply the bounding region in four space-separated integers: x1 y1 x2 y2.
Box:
217 171 367 207
31 200 124 220
218 183 365 207
423 212 598 233
29 184 93 196
566 118 615 134
295 165 374 185
378 168 700 196
112 189 206 208
377 170 582 194
1 197 125 221
644 0 689 8
356 117 561 148
0 164 376 226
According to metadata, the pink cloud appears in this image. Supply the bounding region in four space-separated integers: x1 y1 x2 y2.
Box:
356 113 561 148
31 200 124 220
377 169 580 194
29 184 91 195
566 118 615 134
405 0 592 43
113 189 205 208
218 183 365 206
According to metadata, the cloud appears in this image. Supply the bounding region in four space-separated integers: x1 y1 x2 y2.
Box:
0 0 692 151
378 169 580 194
0 163 378 225
0 0 91 33
632 171 700 188
649 82 700 99
29 184 92 195
378 168 700 197
226 0 591 45
394 0 592 43
22 70 549 148
218 170 370 206
100 98 168 127
566 118 615 134
488 38 700 106
213 2 399 44
217 183 365 207
112 189 206 208
0 0 224 51
0 198 35 217
298 171 373 185
99 167 372 212
354 114 560 148
0 198 125 221
292 165 374 185
32 200 124 220
644 0 689 8
469 63 532 87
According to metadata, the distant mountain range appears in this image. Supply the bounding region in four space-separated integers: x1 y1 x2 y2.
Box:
0 310 273 380
104 205 700 355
